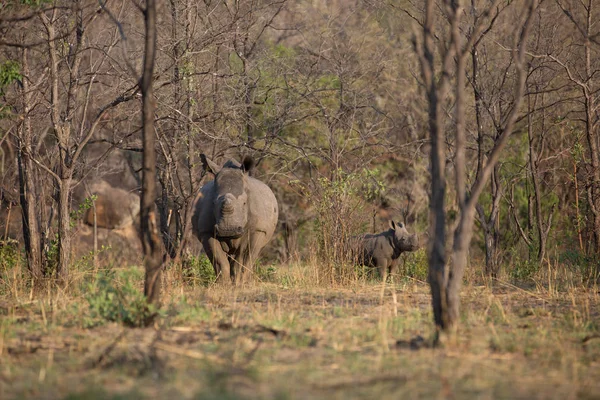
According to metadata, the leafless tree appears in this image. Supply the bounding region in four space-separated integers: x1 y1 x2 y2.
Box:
140 0 165 316
414 0 538 337
17 46 43 280
540 0 600 253
38 2 138 279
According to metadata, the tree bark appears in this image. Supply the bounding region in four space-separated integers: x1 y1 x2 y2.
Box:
527 92 553 263
17 47 43 280
476 166 502 277
420 0 451 332
584 92 600 252
140 0 166 317
56 176 71 280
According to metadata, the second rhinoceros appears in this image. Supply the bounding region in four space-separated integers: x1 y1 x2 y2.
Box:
192 154 278 284
358 220 419 279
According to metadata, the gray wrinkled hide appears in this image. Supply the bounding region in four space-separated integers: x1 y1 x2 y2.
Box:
358 220 419 279
80 180 140 230
192 155 278 284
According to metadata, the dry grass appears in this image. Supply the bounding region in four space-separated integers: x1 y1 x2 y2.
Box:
0 259 599 399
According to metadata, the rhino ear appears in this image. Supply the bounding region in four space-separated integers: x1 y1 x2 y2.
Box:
390 220 404 230
241 156 255 174
201 154 221 175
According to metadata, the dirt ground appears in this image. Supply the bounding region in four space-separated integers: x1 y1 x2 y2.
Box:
1 268 599 400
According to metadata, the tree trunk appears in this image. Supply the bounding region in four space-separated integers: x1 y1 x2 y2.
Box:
140 0 165 317
56 176 71 280
574 160 584 251
447 207 476 326
419 0 451 333
159 170 176 258
477 172 502 278
17 132 43 279
585 94 600 252
527 93 552 263
17 47 43 280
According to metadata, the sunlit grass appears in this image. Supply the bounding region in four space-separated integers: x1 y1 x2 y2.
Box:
0 252 599 399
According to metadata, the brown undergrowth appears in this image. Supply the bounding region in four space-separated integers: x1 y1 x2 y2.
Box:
0 257 599 399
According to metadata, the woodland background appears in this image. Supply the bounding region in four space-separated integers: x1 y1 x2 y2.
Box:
0 0 598 286
1 1 600 399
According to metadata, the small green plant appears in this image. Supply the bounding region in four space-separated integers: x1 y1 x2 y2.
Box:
0 240 24 296
0 239 22 272
255 262 277 282
509 259 540 282
279 273 297 288
169 296 212 325
85 268 161 327
353 263 373 281
70 194 97 228
42 234 60 277
180 254 216 286
0 60 21 117
401 248 428 281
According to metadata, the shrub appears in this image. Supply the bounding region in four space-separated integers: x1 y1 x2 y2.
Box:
180 254 216 286
509 259 540 282
255 262 278 282
559 250 600 284
295 168 383 283
0 239 22 272
401 248 428 281
0 240 25 296
85 268 160 327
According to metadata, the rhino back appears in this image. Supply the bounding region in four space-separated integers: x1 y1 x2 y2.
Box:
361 233 393 260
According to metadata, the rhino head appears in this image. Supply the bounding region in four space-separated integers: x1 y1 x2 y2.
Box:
202 154 255 239
390 220 419 256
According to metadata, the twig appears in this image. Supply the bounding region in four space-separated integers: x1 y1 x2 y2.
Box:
492 278 554 303
153 341 224 364
314 374 407 390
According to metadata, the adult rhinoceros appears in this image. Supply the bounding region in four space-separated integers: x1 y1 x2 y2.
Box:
192 154 278 284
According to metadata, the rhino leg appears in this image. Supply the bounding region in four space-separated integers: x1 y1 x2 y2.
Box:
376 258 389 281
231 249 250 285
202 236 231 283
232 233 265 285
389 258 400 276
234 249 255 285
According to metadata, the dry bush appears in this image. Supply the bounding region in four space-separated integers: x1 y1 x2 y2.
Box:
292 168 385 285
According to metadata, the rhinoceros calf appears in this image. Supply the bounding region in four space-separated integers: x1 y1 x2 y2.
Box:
192 154 278 284
358 220 419 279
